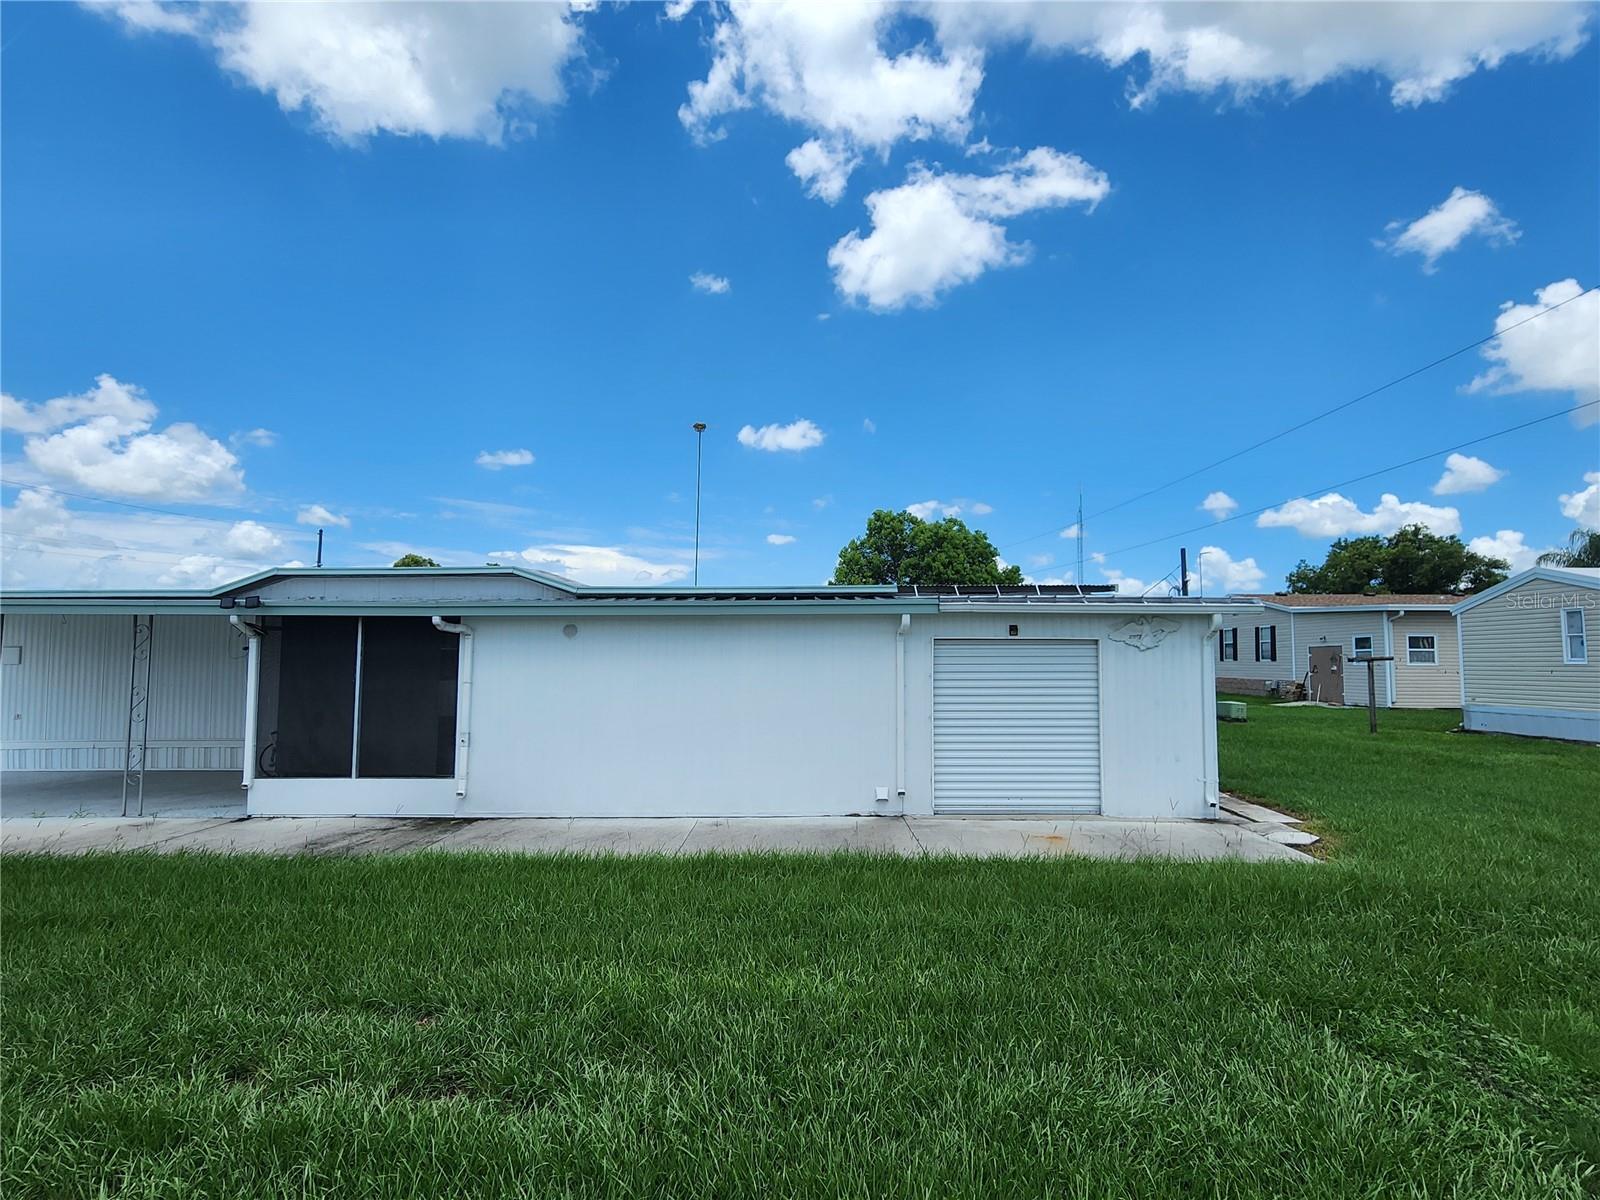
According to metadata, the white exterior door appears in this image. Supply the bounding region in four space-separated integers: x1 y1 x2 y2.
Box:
932 640 1102 814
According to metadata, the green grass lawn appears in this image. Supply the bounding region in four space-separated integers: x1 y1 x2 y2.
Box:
4 700 1597 1198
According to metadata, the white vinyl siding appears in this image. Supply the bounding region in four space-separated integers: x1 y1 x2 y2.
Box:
1212 613 1292 687
1564 608 1588 664
932 640 1101 814
0 614 247 771
1460 580 1600 711
1390 614 1460 709
1294 611 1389 707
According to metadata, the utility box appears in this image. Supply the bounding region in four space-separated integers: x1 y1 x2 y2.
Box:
1217 700 1248 722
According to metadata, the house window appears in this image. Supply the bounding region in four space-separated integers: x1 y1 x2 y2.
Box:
1352 635 1374 659
1255 625 1277 662
1219 628 1238 662
1406 634 1438 665
1563 607 1588 665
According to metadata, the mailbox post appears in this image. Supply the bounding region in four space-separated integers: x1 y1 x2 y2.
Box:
1349 655 1394 734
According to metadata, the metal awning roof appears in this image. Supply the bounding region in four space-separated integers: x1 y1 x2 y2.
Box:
0 566 1253 617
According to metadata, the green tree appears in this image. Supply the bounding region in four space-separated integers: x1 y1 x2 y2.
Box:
1286 524 1507 595
831 509 1024 587
1537 528 1600 569
1285 535 1388 594
391 553 441 568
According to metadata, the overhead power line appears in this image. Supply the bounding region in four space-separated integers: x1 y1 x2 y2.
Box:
1001 284 1597 551
1096 399 1596 562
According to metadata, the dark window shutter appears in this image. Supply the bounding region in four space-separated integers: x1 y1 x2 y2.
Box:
1218 633 1225 662
1253 626 1261 661
1270 625 1278 662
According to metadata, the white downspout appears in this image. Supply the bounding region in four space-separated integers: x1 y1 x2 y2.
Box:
432 616 474 799
1386 610 1405 708
895 613 910 804
230 615 261 793
1201 614 1222 816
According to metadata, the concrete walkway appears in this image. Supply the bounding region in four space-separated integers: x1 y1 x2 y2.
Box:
1 814 1313 862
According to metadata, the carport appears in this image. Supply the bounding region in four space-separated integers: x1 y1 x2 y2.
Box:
0 771 245 819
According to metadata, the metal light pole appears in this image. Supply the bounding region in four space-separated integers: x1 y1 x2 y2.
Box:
692 422 707 586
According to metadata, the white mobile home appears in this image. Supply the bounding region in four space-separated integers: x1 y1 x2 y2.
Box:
1454 566 1600 743
1218 595 1460 708
0 568 1249 821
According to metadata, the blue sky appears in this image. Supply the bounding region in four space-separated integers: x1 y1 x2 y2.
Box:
2 1 1597 593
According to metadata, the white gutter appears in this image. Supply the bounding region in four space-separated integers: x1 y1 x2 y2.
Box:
230 615 262 792
432 616 474 799
895 613 910 802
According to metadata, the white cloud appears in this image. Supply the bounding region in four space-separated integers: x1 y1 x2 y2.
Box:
828 147 1109 310
1200 490 1239 520
1059 523 1080 539
907 500 952 520
1378 187 1518 271
927 1 1592 109
1256 491 1461 537
102 1 585 144
296 503 351 529
0 487 295 590
811 495 833 510
1090 551 1106 565
4 374 243 501
737 418 825 452
1466 279 1599 425
969 501 993 515
1 372 155 435
1027 553 1053 568
509 543 691 584
1560 471 1600 529
862 417 876 433
785 139 862 204
690 271 731 294
1099 566 1152 596
1467 529 1551 572
476 448 535 470
224 520 284 557
232 427 277 448
1190 545 1265 595
766 533 797 545
1432 453 1505 495
680 1 983 199
663 0 696 21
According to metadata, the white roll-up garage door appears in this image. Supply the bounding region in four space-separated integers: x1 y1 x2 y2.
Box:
932 639 1101 814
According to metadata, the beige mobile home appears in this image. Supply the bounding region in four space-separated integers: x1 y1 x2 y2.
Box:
1454 566 1599 743
1219 595 1460 709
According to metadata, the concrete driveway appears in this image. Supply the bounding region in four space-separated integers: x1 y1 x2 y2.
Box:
0 812 1314 862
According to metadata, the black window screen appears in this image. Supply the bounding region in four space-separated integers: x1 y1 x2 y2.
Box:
357 618 459 778
274 617 357 777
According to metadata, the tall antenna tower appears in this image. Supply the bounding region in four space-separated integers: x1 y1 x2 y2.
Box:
1075 487 1084 587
